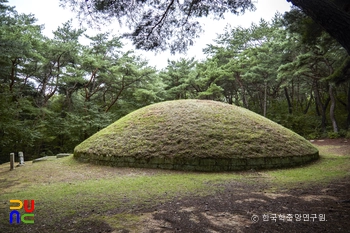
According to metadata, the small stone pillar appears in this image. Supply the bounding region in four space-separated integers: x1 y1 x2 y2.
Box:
18 152 24 165
10 153 15 170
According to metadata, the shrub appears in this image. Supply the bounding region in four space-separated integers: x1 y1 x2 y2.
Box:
327 132 340 139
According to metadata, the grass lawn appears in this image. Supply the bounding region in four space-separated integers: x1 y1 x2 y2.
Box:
0 141 349 232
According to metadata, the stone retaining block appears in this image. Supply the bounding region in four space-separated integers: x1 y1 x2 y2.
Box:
74 151 319 172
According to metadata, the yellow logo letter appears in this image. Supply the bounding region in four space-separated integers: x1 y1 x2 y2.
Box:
10 200 23 210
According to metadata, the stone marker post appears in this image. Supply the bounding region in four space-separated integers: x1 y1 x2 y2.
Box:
18 151 24 165
10 153 15 170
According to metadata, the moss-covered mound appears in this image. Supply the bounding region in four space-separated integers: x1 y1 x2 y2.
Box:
74 100 319 171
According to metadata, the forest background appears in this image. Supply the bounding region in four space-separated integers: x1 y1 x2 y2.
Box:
1 0 350 163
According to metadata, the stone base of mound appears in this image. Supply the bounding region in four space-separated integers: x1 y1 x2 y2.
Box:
74 152 319 172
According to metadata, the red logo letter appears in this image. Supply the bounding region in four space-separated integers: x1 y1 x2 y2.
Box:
24 200 35 213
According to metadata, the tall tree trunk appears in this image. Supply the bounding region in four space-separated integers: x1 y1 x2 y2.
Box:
227 94 233 105
303 92 313 114
288 0 350 55
329 84 339 133
263 81 267 117
314 80 329 132
235 72 248 108
321 97 330 132
9 58 18 93
347 82 350 129
284 87 292 114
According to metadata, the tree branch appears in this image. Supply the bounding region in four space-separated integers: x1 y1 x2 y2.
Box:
147 0 175 40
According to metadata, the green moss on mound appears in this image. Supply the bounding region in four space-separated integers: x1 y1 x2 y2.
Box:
74 100 319 171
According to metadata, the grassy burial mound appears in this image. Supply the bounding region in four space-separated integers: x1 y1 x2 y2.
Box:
74 100 319 171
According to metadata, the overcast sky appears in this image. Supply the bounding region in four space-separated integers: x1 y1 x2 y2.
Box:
8 0 292 69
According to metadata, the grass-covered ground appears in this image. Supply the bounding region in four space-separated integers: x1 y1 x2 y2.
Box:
0 139 349 232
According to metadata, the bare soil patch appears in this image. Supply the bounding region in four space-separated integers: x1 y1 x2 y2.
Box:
136 139 350 233
139 176 350 233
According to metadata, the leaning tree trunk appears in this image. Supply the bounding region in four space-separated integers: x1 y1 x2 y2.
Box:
288 0 350 55
329 84 339 133
303 91 313 114
284 87 293 114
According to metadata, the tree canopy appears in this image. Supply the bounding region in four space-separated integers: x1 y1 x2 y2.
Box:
1 1 350 163
59 0 256 53
59 0 350 56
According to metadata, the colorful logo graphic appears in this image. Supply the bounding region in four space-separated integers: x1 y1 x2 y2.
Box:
9 200 35 224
